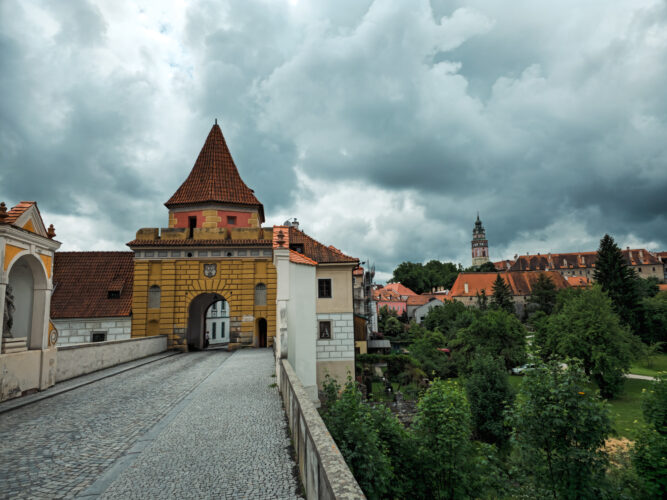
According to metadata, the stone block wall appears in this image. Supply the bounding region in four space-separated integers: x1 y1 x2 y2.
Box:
52 317 131 345
316 312 355 361
316 312 355 387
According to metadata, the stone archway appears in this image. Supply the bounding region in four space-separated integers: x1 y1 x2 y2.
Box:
5 253 49 350
186 292 225 351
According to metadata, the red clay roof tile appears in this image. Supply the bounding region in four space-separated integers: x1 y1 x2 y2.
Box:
450 271 569 297
165 124 264 221
52 252 134 319
3 201 35 224
288 227 358 264
510 250 659 271
289 250 317 266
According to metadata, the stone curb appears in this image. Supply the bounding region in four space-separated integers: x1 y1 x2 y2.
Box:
0 350 180 414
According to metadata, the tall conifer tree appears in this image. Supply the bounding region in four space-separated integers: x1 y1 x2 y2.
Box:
594 234 641 332
491 274 515 314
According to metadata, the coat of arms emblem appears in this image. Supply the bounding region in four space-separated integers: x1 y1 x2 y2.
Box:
203 264 217 278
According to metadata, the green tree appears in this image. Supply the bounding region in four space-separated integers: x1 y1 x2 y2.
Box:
464 354 513 449
422 300 471 340
526 272 558 316
544 286 636 398
423 260 461 291
453 308 527 372
383 316 403 338
369 404 419 499
389 261 427 294
509 361 612 499
636 276 660 299
594 234 641 333
409 329 456 378
640 291 667 346
377 305 398 333
465 261 498 272
320 376 392 499
390 260 461 294
412 379 497 499
632 374 667 498
490 273 515 314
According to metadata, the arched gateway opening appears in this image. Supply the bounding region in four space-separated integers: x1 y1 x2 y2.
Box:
186 293 229 350
6 253 48 350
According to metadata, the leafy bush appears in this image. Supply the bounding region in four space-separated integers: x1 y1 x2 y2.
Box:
632 374 667 497
412 379 502 499
320 375 392 499
452 308 527 373
542 285 637 398
464 354 513 448
508 360 612 499
408 329 457 379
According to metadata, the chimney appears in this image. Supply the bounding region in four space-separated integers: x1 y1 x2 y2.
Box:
464 283 469 294
292 218 299 230
639 250 644 261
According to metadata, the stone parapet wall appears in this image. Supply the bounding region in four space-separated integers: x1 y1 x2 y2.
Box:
56 335 167 382
316 312 354 361
52 317 131 345
279 359 365 500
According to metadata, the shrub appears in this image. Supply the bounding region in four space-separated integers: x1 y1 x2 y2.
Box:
508 361 612 499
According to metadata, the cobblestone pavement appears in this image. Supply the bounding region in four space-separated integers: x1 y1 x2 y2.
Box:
0 351 230 499
99 349 303 499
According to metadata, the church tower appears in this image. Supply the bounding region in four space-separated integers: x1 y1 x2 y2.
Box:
471 214 489 267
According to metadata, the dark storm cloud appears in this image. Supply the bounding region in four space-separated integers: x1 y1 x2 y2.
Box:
0 0 665 273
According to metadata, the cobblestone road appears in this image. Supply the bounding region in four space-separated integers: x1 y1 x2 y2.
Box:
0 349 302 499
99 349 302 499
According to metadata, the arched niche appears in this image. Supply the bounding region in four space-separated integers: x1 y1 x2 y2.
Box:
6 253 49 350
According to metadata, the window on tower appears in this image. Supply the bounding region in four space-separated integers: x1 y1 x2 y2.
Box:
188 216 197 238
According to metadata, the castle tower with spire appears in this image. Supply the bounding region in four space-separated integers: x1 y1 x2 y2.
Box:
471 214 489 267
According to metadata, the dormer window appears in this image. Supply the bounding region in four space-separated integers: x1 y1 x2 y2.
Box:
107 291 120 299
290 243 304 253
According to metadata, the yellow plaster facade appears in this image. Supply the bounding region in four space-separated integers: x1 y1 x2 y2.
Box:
22 219 36 233
131 256 277 350
39 254 53 279
4 243 25 271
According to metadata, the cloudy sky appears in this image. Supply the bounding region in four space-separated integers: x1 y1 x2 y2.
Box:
1 0 666 281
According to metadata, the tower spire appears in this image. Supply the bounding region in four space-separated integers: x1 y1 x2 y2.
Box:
471 214 489 267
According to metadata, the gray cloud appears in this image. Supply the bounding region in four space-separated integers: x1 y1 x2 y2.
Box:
1 0 665 277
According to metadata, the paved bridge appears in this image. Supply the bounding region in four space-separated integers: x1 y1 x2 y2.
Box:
0 349 303 499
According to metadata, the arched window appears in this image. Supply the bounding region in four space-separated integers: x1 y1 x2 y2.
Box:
148 285 161 309
255 283 267 306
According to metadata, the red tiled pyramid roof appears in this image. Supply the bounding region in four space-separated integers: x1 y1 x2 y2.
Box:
165 124 264 219
51 252 134 318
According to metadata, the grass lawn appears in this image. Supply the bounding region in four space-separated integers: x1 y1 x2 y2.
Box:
629 353 667 377
508 375 653 439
